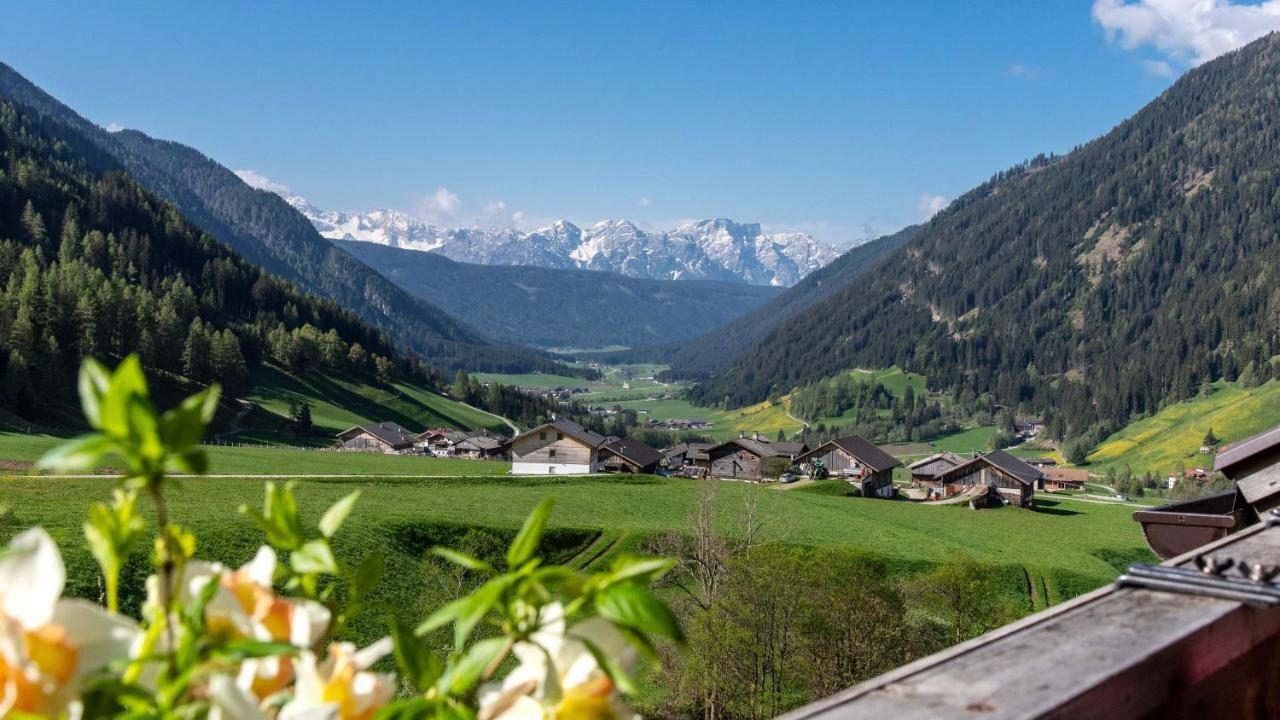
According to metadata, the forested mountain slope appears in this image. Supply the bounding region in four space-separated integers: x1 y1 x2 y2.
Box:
0 62 565 374
693 33 1280 446
0 95 452 423
336 239 782 349
628 226 916 378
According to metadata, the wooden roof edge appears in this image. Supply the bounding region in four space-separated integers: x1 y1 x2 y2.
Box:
777 519 1280 720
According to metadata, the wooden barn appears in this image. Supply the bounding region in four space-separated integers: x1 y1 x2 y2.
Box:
704 437 781 480
795 434 901 499
661 442 714 476
598 437 663 474
336 422 416 454
510 419 606 475
455 435 508 460
908 451 964 486
933 450 1042 507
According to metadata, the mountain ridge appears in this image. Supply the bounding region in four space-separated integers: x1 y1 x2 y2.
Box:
691 32 1280 448
286 194 841 287
0 62 568 375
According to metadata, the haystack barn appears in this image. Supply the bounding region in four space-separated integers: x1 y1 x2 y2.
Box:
510 419 606 475
705 438 780 479
336 422 416 453
934 450 1042 507
796 434 901 499
598 437 663 474
908 451 964 486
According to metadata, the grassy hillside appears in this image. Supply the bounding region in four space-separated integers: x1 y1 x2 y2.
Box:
616 397 803 441
0 474 1150 646
240 364 511 443
1089 380 1280 473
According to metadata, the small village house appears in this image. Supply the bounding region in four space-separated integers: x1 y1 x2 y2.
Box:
661 442 714 475
455 434 509 460
509 419 606 475
908 451 964 487
703 437 782 480
795 434 901 499
416 428 468 457
336 422 416 454
932 449 1042 507
598 437 663 474
1038 465 1088 491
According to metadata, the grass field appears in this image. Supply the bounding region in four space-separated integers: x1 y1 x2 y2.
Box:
0 473 1151 642
930 426 998 454
240 365 511 442
1089 379 1280 473
0 433 512 476
616 397 803 441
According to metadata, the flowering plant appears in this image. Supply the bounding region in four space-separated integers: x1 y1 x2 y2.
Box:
11 356 682 719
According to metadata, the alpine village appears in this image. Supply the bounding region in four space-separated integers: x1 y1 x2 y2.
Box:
3 7 1280 720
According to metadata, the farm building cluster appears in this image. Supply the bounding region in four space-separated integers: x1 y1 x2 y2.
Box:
337 417 1089 508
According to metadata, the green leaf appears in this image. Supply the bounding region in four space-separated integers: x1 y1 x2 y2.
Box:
451 576 510 650
165 448 209 475
391 614 444 691
596 583 684 644
507 497 555 569
437 637 509 696
604 556 675 586
78 359 110 429
159 385 220 451
99 355 149 438
291 539 338 575
320 491 361 538
216 638 299 661
431 547 494 574
36 433 117 472
416 595 469 638
355 550 385 594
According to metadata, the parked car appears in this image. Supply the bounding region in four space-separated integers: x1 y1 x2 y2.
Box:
779 471 799 484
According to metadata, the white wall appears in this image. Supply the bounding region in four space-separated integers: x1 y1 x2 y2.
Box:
511 461 594 476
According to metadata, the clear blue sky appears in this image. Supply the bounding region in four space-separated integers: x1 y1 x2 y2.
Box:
1 1 1249 246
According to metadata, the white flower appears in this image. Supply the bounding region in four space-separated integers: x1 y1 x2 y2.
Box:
147 545 331 701
279 639 396 720
0 528 139 717
478 603 637 720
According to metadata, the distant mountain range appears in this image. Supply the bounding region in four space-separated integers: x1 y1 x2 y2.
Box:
336 241 783 350
286 194 839 287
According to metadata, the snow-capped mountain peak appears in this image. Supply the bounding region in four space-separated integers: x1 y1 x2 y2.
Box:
284 194 837 286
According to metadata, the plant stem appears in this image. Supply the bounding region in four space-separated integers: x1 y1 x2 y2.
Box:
148 476 178 677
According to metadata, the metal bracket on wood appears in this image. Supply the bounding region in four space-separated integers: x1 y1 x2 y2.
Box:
1117 554 1280 607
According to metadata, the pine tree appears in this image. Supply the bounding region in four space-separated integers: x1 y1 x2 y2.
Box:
182 318 211 382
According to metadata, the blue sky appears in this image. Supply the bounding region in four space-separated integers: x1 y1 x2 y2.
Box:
2 1 1277 246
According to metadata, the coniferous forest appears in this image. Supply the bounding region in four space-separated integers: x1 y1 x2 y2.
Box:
692 34 1280 450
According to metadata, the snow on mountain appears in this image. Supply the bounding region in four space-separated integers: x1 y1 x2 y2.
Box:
285 194 838 287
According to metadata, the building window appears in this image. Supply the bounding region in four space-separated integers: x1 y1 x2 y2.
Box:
549 449 557 458
539 432 546 440
556 432 564 440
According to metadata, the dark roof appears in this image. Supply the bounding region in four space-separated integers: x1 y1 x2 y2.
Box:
1023 456 1058 466
339 421 415 447
419 429 467 443
513 419 606 448
798 434 900 472
939 450 1043 486
770 442 809 457
601 438 663 468
908 451 963 471
459 436 506 451
1215 424 1280 475
724 437 780 458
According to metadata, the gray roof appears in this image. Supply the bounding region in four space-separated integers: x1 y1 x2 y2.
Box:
770 442 809 458
601 438 663 468
1215 424 1280 476
938 450 1044 486
799 434 900 472
908 451 963 471
339 421 415 447
459 436 506 451
514 418 606 449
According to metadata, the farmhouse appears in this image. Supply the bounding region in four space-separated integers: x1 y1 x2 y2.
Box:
1038 465 1088 491
509 419 606 475
336 422 416 453
455 435 509 460
598 437 663 474
908 451 963 485
795 434 901 499
703 437 782 480
933 449 1042 507
661 442 714 475
416 429 468 456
